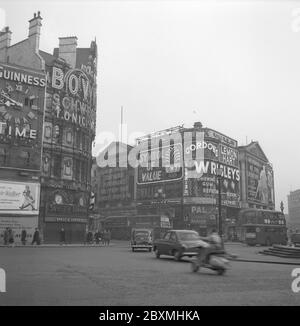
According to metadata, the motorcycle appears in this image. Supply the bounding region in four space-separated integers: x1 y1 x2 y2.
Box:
190 248 230 275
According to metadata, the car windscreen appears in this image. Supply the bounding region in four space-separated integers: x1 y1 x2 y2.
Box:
134 231 149 237
177 232 200 241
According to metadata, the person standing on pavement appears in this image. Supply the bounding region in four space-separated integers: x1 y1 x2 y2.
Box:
60 227 66 245
107 229 111 246
32 228 40 245
8 228 14 247
21 229 27 245
3 228 9 245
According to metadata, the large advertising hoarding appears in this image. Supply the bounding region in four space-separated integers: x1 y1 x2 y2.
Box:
0 181 40 214
247 155 275 207
0 63 46 170
137 143 183 185
184 129 240 208
0 215 38 244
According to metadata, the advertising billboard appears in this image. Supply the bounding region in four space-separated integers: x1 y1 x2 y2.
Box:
184 130 240 208
0 215 38 244
137 143 183 185
0 63 46 171
247 156 275 206
0 181 40 214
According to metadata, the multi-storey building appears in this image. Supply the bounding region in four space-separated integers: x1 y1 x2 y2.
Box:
239 141 275 210
288 189 300 230
0 13 46 244
0 12 97 243
90 142 136 239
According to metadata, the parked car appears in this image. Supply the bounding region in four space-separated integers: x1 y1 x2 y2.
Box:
153 229 207 261
131 228 153 252
291 233 300 246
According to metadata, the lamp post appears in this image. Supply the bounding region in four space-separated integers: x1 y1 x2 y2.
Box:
216 168 223 237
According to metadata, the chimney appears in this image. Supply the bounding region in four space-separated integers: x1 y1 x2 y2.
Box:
193 121 203 130
58 36 78 68
28 11 42 51
0 26 12 49
0 27 12 62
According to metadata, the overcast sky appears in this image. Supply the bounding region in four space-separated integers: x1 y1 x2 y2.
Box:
1 0 300 211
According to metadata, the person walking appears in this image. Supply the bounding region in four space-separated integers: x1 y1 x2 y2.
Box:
107 229 111 246
94 230 101 245
21 229 27 246
32 228 40 245
3 228 9 245
8 228 14 247
60 227 66 245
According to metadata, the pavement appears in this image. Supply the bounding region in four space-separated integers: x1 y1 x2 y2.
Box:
2 240 300 265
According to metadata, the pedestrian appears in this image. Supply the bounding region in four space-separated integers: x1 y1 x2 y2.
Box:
8 228 14 247
3 227 9 245
100 230 104 245
287 229 293 247
94 230 100 245
60 227 66 245
32 228 40 245
21 229 27 246
107 229 111 246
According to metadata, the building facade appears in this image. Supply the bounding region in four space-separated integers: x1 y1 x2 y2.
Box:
39 37 97 243
136 122 240 237
288 189 300 230
90 142 136 239
0 14 46 244
0 12 97 243
239 141 275 210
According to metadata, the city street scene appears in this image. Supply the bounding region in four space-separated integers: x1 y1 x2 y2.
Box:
0 0 300 308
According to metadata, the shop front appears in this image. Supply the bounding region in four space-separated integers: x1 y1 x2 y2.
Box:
43 216 87 243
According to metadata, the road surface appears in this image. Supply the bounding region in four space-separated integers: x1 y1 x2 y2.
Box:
0 243 299 305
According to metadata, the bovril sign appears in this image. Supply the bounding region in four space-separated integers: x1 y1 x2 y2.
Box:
47 66 96 131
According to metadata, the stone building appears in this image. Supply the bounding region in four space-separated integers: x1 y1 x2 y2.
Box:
0 13 46 244
288 189 300 230
238 141 275 210
0 12 97 243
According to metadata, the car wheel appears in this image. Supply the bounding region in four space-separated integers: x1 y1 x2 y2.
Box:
173 250 182 261
191 261 199 273
217 268 226 276
155 248 160 258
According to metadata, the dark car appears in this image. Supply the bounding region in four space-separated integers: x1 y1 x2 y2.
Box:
131 228 153 252
153 229 208 261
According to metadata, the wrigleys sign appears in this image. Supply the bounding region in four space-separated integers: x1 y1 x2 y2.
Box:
47 66 96 131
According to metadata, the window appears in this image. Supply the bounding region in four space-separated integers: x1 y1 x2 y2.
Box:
19 151 30 167
170 232 177 242
53 155 61 178
0 148 7 166
163 232 171 240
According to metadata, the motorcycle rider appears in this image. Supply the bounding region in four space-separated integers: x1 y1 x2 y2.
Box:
197 229 223 266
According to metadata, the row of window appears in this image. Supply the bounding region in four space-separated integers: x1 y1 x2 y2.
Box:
43 122 92 152
42 154 91 183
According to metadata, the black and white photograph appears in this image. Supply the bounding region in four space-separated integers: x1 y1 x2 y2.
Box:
0 0 300 314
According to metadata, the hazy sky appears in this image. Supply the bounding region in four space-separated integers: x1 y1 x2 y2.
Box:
1 0 300 211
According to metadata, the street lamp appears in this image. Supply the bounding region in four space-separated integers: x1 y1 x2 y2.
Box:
216 168 223 237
